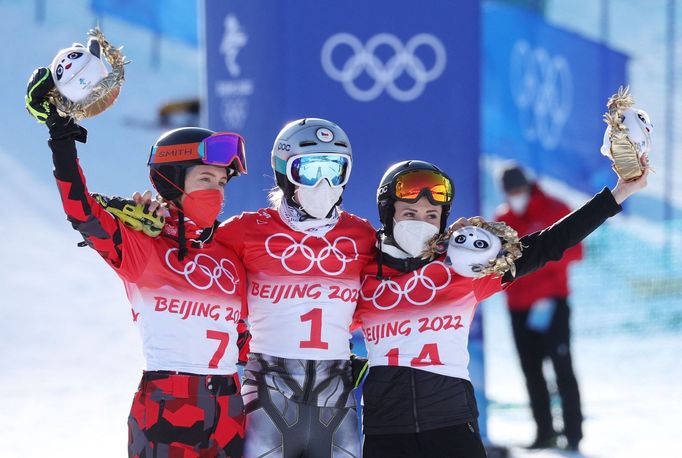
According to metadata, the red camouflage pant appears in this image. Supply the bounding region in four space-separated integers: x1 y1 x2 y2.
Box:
128 371 245 458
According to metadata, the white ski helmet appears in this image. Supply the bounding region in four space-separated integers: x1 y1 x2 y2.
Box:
50 41 108 103
271 118 352 201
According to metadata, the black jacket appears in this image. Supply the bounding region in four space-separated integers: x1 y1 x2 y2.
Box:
363 187 622 434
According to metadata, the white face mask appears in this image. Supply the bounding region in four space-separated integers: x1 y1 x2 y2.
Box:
392 219 439 257
295 180 343 219
507 193 530 215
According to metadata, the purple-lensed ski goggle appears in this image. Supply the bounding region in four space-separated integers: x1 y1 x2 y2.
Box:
149 132 247 174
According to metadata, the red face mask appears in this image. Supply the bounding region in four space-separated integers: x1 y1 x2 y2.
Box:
182 189 224 227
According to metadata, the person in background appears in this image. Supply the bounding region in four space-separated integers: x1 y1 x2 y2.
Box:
495 164 584 451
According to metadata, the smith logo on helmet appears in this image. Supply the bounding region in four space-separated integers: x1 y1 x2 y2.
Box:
152 145 200 163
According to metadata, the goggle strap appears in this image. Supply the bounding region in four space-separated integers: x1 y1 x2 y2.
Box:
274 156 288 175
149 143 200 165
151 167 190 201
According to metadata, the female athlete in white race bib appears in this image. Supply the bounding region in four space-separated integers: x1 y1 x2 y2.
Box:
216 119 376 458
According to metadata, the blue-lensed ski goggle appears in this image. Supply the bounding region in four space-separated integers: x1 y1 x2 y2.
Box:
275 153 352 188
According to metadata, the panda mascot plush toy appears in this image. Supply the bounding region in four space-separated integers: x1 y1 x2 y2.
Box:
48 28 126 119
445 226 502 278
601 86 653 181
50 39 109 104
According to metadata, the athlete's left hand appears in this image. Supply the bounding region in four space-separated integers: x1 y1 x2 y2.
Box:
25 67 54 124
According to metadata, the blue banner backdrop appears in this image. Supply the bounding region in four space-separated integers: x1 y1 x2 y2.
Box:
202 0 480 223
483 2 628 196
203 0 487 438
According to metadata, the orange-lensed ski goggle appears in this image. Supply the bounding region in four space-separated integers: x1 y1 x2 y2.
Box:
148 132 247 174
392 169 454 205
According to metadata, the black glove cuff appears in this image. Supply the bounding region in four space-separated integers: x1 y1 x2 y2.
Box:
47 113 88 144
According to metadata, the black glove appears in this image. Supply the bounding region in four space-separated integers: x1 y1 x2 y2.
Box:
25 67 54 124
92 193 165 237
26 66 87 143
350 354 369 388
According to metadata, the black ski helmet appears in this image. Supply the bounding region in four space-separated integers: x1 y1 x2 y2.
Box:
148 127 243 202
377 160 455 236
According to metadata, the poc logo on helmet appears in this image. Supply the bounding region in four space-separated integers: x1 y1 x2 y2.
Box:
277 142 291 151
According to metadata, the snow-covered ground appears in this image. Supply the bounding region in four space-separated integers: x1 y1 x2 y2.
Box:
0 151 142 456
1 1 681 457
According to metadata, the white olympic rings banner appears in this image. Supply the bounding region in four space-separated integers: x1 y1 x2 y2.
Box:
321 32 447 102
509 40 573 150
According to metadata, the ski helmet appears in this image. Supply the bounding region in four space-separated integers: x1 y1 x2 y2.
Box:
271 118 352 202
377 160 455 236
148 127 246 201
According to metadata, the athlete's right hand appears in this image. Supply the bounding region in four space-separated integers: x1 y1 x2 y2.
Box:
93 193 166 237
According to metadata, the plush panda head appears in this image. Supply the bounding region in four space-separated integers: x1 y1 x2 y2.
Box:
445 226 502 277
601 107 653 158
50 39 108 103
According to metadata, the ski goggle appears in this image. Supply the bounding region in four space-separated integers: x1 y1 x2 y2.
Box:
148 132 247 174
276 153 352 188
391 169 454 205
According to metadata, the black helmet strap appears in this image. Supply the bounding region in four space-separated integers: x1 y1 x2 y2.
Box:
177 210 187 261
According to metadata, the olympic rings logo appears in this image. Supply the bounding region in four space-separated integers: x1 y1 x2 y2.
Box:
321 32 447 102
509 40 573 150
360 261 452 310
264 233 359 276
165 248 239 294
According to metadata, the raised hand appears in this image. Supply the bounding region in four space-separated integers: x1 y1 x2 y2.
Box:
611 153 650 204
25 67 55 124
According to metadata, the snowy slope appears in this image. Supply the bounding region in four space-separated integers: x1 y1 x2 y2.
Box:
0 1 193 456
0 149 143 457
0 0 200 199
484 293 682 458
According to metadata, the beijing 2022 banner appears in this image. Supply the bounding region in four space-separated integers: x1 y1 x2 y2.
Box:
483 3 628 195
